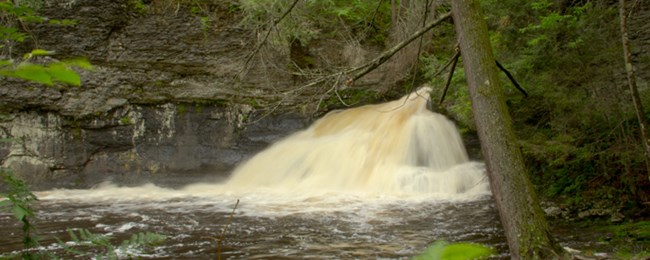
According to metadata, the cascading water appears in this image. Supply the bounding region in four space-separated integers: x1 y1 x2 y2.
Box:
225 86 488 196
1 87 503 258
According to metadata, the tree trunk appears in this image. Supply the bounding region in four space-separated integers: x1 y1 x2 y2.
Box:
619 0 650 181
449 1 567 258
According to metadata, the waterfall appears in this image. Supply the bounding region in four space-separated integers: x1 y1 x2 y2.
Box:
225 87 487 195
27 88 493 260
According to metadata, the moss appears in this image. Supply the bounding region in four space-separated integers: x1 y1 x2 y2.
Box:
565 220 650 258
177 103 187 115
241 97 262 109
128 0 147 14
606 221 650 242
119 116 132 125
321 88 381 110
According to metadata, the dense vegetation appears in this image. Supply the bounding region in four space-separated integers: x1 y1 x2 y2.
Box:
471 0 647 219
3 0 647 219
478 0 649 218
235 0 650 219
1 0 648 257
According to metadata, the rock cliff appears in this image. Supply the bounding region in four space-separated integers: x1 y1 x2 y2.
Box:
0 0 311 189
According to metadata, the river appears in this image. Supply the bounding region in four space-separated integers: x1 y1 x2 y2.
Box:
0 88 612 258
1 177 507 258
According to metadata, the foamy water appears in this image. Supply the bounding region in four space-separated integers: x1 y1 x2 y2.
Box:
2 87 500 258
35 160 488 218
23 175 498 258
35 86 490 216
226 87 485 195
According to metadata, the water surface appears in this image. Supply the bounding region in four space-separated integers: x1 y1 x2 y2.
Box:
1 179 506 258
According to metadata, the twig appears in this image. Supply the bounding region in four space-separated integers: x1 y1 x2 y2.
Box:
217 199 240 260
369 0 384 28
407 0 432 93
285 11 451 91
430 44 461 79
240 0 300 76
271 10 449 87
240 11 451 119
495 60 528 97
439 50 460 104
349 11 452 83
333 73 351 107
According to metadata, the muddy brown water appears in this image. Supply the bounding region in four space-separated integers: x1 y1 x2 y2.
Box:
1 189 508 259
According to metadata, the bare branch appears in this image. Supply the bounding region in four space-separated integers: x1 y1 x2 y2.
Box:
407 0 432 92
217 199 239 260
241 10 451 122
495 60 527 97
439 50 460 104
240 0 300 76
349 11 452 83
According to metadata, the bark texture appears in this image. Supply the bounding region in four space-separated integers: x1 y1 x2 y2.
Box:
619 0 650 181
450 0 567 258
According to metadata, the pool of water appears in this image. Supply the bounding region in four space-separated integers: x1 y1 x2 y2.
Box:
0 182 508 259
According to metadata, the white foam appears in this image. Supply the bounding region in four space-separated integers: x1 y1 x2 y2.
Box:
35 87 491 218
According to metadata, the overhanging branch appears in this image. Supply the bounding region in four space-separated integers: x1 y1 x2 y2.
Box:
349 11 452 83
284 11 451 96
239 0 300 77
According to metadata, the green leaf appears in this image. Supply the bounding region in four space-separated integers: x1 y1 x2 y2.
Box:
20 15 45 23
0 26 27 42
31 49 55 56
10 63 53 85
414 241 494 260
0 2 31 16
441 243 494 260
0 59 13 67
0 2 13 12
49 64 81 86
414 241 447 260
13 205 29 220
48 19 78 26
0 58 90 86
23 49 55 59
63 57 93 70
68 229 80 242
0 199 10 209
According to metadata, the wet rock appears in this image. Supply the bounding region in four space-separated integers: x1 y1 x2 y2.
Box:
543 206 563 219
575 207 626 224
0 0 301 188
0 102 307 189
609 212 625 223
2 0 645 191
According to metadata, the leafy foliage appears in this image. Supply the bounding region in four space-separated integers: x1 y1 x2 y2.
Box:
0 0 91 86
424 0 649 212
0 55 92 86
238 0 392 46
0 169 40 254
491 1 645 205
414 241 494 260
0 169 167 259
2 2 165 258
60 228 167 259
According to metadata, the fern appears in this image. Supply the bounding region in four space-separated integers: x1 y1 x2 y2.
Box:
60 228 167 259
122 232 167 248
0 169 39 249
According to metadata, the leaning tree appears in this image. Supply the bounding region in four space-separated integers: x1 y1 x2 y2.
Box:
450 0 567 258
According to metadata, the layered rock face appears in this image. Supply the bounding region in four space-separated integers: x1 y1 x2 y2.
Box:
1 0 649 189
0 0 307 189
1 102 306 189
